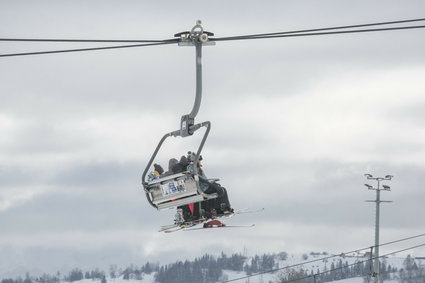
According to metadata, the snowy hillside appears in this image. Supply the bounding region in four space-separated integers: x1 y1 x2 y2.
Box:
12 252 419 283
2 250 424 283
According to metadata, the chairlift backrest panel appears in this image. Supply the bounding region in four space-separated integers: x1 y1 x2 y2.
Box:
148 172 198 202
146 171 218 210
147 172 217 210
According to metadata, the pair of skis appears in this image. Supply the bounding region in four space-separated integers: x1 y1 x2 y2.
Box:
159 208 264 233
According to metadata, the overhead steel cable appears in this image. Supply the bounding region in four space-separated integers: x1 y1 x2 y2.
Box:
278 243 425 283
2 17 424 44
379 232 425 248
0 40 178 58
223 242 425 283
0 37 177 43
221 232 425 283
211 17 425 41
1 17 425 57
212 24 425 42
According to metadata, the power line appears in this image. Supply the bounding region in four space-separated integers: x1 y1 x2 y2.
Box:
380 233 425 247
223 242 425 283
211 17 425 41
0 40 178 58
221 233 425 283
212 25 425 42
282 243 425 283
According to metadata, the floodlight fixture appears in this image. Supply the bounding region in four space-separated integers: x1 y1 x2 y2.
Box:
364 184 373 189
364 174 373 178
382 185 391 190
385 175 393 179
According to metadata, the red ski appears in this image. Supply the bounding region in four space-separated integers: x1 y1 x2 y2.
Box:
183 220 255 231
159 208 263 233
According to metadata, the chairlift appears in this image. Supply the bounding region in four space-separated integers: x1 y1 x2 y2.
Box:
141 21 218 210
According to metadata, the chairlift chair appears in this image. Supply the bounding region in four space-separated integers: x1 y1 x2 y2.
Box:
141 21 218 210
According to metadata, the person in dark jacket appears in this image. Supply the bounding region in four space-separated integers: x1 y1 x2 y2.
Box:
174 152 233 223
186 151 233 215
162 158 178 177
172 155 189 174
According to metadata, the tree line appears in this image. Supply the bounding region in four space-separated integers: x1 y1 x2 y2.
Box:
2 252 424 283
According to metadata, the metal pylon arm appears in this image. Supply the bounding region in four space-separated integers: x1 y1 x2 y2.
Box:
189 42 202 120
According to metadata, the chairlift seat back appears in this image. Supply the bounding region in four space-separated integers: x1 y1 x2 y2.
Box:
147 171 217 210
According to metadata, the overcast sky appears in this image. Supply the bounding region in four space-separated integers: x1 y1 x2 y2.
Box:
1 0 425 278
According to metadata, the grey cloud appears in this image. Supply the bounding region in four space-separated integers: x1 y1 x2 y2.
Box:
0 161 155 234
0 46 188 117
0 188 153 233
0 166 39 186
2 0 425 277
396 101 425 125
48 161 142 188
211 159 425 230
1 121 88 156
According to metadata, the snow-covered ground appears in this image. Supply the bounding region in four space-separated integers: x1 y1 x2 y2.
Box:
223 269 279 283
72 275 367 283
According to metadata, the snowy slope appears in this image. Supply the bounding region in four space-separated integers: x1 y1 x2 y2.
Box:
68 253 423 283
3 252 422 283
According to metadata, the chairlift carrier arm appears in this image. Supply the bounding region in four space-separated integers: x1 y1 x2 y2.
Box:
141 21 215 210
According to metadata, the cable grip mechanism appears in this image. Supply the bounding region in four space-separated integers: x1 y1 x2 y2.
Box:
190 20 204 40
174 20 215 46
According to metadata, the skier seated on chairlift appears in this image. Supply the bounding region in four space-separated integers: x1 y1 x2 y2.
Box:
147 152 233 223
162 158 178 177
146 157 179 181
147 163 164 182
175 151 233 222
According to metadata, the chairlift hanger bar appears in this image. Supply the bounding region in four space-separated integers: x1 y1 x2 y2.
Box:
175 20 215 138
175 21 216 177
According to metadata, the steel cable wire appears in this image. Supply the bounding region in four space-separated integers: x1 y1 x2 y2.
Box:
0 40 179 57
221 233 425 283
1 18 425 57
212 25 425 42
210 18 425 41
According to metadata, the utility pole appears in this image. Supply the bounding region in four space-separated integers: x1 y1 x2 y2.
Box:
364 174 393 283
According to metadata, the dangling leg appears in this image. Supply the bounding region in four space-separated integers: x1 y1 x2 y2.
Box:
179 204 192 221
214 184 232 214
199 201 208 220
174 208 185 224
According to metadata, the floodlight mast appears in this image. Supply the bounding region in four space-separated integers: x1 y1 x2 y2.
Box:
364 174 393 283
